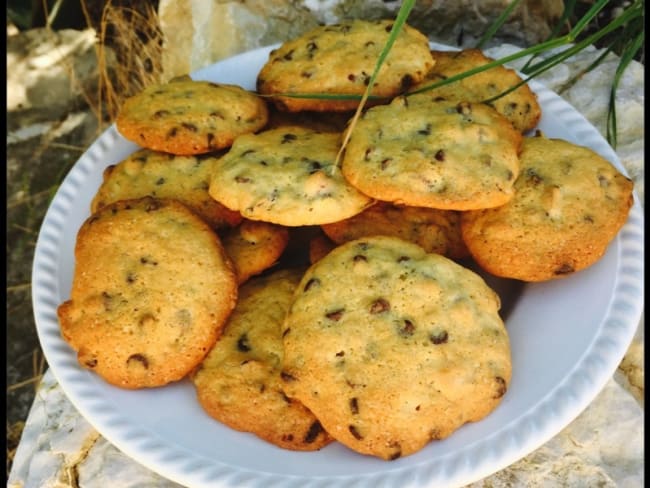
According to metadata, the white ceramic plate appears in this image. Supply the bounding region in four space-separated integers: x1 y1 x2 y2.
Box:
33 43 644 488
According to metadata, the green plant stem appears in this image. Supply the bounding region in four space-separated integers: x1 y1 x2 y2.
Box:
333 0 416 168
607 29 644 148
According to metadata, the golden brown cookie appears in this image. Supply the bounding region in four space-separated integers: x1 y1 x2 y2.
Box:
91 148 242 229
341 97 522 210
460 135 635 281
208 126 374 226
410 48 542 132
220 219 290 284
192 268 333 451
281 236 511 460
266 105 352 133
57 197 238 389
321 201 469 260
257 19 434 112
308 231 337 264
115 80 269 155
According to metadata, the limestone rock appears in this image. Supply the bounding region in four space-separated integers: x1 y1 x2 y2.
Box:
7 28 104 123
157 0 563 80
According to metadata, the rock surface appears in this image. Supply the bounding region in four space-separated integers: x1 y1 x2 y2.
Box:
157 0 564 79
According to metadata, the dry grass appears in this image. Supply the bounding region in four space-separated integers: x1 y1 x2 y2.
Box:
81 0 165 126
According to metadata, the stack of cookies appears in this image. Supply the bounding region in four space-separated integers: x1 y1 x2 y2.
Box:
57 18 634 460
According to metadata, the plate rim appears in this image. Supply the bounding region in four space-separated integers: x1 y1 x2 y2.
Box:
31 42 644 488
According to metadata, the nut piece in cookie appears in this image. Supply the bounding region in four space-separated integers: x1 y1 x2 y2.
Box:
57 197 238 388
91 148 242 229
116 80 269 155
282 236 511 460
209 126 374 226
460 135 635 281
410 48 542 133
341 98 522 210
192 268 333 451
257 19 434 112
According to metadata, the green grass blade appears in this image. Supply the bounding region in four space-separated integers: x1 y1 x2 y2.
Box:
607 29 644 148
522 3 642 75
408 35 569 96
334 0 416 169
568 0 610 39
522 0 578 71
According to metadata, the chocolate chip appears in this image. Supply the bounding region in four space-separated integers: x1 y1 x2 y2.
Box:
127 353 149 369
280 371 297 382
326 309 345 321
155 177 165 185
353 254 367 263
417 124 432 136
144 199 163 212
493 376 507 398
308 161 322 173
429 330 448 344
235 175 251 183
237 333 251 352
598 174 610 187
153 110 169 119
282 328 291 338
281 133 297 144
400 74 414 91
349 425 363 440
434 149 445 161
380 158 392 170
388 444 402 460
126 273 136 284
456 102 472 115
554 263 574 275
181 122 198 132
304 277 320 291
370 298 390 314
282 49 294 61
303 421 324 444
349 397 359 414
398 319 415 337
84 358 98 368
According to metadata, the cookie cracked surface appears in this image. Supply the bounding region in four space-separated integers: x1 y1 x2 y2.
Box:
192 268 333 451
281 236 511 460
460 136 634 281
116 80 269 155
57 197 238 388
341 98 522 210
257 19 434 112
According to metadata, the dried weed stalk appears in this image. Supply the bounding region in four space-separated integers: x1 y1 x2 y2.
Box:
83 0 165 126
